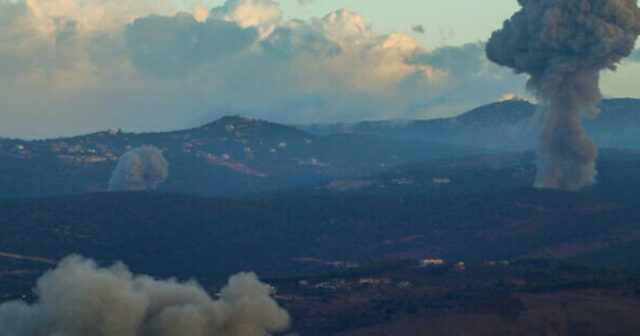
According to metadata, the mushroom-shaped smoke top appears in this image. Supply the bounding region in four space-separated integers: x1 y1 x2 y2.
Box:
487 0 640 190
109 145 169 191
0 255 291 336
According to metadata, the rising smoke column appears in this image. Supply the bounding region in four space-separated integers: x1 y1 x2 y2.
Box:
0 255 290 336
486 0 640 190
109 145 169 191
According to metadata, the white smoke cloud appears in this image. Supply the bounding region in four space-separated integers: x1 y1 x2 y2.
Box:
0 255 290 336
0 0 532 139
109 145 169 191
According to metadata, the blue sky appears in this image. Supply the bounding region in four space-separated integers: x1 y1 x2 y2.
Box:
0 0 638 138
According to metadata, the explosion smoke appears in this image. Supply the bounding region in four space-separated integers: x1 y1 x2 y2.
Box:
487 0 640 190
0 255 290 336
109 145 169 191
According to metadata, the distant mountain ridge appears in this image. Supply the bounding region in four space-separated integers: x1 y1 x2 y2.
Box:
300 98 640 151
0 115 477 199
2 98 639 199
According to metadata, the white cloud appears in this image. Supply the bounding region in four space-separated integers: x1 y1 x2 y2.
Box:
319 8 374 45
0 0 530 139
193 5 210 22
210 0 282 38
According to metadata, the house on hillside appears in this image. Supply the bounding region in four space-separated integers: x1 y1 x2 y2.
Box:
420 258 444 267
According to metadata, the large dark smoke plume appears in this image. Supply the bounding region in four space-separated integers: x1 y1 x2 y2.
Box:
487 0 640 190
109 145 169 191
0 255 290 336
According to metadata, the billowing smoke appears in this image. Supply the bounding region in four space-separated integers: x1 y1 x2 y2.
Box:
487 0 640 190
109 146 169 191
0 255 290 336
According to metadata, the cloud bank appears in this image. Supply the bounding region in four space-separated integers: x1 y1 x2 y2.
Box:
0 255 290 336
109 145 169 191
1 0 531 138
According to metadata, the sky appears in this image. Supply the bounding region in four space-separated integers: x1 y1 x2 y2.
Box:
1 0 639 139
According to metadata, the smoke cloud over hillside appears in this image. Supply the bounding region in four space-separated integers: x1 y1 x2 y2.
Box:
109 145 169 191
487 0 640 190
0 255 290 336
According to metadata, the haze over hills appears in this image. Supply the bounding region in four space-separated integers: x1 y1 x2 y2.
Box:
2 98 640 200
300 98 640 151
0 116 475 199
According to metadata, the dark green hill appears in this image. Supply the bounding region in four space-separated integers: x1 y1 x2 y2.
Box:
0 188 638 286
268 149 640 205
